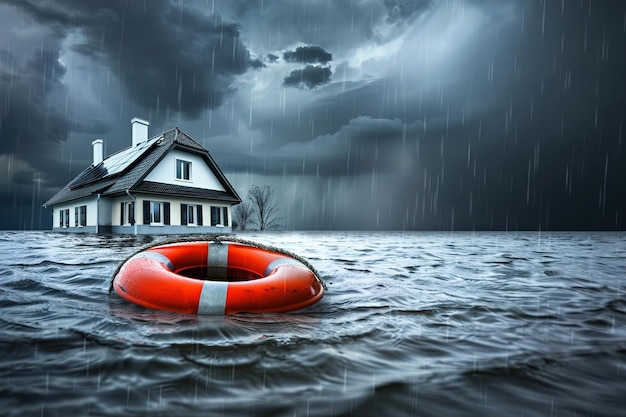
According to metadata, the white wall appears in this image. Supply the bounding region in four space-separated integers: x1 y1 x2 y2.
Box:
52 196 98 228
144 149 226 191
112 194 231 227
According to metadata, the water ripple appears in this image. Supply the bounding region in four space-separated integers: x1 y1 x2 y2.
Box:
0 231 625 417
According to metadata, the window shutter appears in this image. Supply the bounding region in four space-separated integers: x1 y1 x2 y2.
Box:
80 206 87 226
181 204 188 225
120 202 125 225
210 206 218 226
197 205 203 225
143 200 150 224
164 202 170 225
222 207 229 227
75 207 78 226
129 202 135 225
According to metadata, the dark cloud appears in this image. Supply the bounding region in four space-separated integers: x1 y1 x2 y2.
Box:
221 0 385 57
265 53 279 63
283 65 332 89
383 0 434 23
283 46 332 64
4 0 261 119
246 0 626 230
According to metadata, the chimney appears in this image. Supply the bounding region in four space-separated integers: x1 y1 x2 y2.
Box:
131 118 149 146
92 139 103 165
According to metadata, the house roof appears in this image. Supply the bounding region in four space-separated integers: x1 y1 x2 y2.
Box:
43 128 241 207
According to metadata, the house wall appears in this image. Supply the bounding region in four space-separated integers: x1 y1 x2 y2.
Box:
51 194 233 235
110 194 233 235
143 149 226 191
50 196 99 233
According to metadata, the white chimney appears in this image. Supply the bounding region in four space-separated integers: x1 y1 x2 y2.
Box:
131 118 149 146
92 139 103 165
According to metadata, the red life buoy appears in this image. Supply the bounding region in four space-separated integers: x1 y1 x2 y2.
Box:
112 241 324 314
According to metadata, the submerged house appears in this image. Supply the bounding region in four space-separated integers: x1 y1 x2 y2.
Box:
43 118 241 234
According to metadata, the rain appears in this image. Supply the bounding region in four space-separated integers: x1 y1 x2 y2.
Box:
0 1 625 412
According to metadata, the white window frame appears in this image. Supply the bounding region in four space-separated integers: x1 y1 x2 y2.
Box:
150 201 164 225
60 208 70 228
123 201 135 226
187 204 197 226
176 158 192 181
76 205 87 227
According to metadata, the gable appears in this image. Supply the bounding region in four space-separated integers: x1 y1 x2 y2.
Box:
143 148 226 192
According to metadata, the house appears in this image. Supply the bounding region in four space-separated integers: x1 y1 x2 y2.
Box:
43 118 241 234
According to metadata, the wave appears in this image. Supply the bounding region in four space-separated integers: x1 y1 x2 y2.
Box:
0 231 625 417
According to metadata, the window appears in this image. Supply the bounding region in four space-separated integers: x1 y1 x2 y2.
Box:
75 205 86 227
210 206 228 226
59 209 69 228
176 159 192 181
210 206 221 226
181 204 203 226
120 202 135 225
151 201 162 224
143 200 170 225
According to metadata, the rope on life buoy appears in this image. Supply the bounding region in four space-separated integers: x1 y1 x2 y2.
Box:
108 234 326 294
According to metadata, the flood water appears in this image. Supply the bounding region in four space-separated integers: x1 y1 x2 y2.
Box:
1 231 625 416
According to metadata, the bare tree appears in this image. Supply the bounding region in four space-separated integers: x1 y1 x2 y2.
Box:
248 185 281 231
232 201 255 231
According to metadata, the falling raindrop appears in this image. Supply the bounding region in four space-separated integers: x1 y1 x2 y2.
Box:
541 0 546 42
526 157 531 205
487 59 494 83
602 152 608 213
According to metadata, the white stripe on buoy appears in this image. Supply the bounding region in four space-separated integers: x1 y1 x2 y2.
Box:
264 257 304 276
197 280 229 314
208 242 229 280
132 251 174 271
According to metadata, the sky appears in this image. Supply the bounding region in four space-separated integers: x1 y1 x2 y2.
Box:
0 0 624 231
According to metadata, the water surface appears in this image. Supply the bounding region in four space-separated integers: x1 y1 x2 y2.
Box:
1 231 625 416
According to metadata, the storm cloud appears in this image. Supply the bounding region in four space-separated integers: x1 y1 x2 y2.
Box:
383 0 435 23
283 65 332 89
4 0 262 119
283 46 332 64
0 0 624 231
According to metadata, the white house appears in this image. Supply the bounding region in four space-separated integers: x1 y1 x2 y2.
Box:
43 118 241 234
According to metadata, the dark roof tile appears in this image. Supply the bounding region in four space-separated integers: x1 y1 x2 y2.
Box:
133 181 240 202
